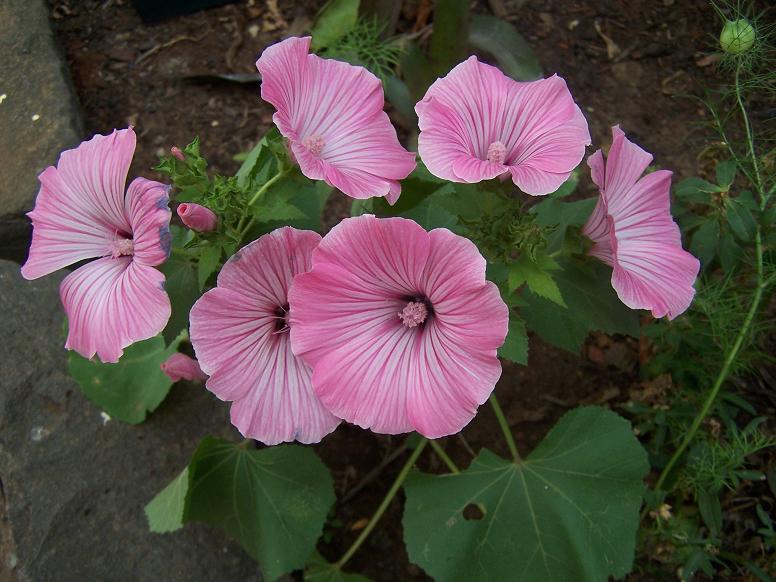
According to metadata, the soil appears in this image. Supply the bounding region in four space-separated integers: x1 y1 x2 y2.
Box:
45 0 748 580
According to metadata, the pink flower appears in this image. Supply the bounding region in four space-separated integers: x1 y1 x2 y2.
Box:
582 126 700 319
256 36 416 205
177 202 218 232
21 128 172 363
288 215 509 439
189 227 340 445
416 56 591 195
161 353 208 382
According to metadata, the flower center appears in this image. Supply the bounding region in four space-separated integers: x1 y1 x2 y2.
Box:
398 300 428 328
303 134 325 156
486 141 507 165
111 238 134 258
273 304 290 334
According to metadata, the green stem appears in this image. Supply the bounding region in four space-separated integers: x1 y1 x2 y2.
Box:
429 439 460 474
489 394 521 462
235 169 288 235
734 63 764 204
335 438 428 569
171 247 195 259
650 64 768 499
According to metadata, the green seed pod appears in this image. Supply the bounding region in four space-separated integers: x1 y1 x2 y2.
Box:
720 19 756 55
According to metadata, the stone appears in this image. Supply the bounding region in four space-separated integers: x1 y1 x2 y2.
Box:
0 260 262 581
0 0 83 262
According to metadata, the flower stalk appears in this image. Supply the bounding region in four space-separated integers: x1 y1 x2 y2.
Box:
335 438 428 569
489 394 521 462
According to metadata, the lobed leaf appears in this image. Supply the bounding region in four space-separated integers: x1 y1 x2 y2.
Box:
403 407 649 582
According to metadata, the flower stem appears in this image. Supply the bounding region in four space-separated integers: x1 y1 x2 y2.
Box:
335 438 428 569
429 439 460 474
648 60 769 503
489 394 521 462
235 169 288 238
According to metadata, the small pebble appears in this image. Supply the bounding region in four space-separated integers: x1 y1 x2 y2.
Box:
30 426 50 441
0 93 7 104
100 411 112 425
31 113 41 121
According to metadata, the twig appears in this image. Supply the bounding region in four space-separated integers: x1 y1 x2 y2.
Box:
339 441 408 506
136 35 204 65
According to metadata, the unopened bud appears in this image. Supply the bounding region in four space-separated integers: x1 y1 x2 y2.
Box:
177 202 218 232
161 353 207 383
171 146 185 161
720 19 756 55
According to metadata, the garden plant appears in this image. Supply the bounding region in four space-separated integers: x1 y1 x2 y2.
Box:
18 0 775 579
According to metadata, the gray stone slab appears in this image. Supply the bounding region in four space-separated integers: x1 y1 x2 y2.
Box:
0 0 83 262
0 260 263 582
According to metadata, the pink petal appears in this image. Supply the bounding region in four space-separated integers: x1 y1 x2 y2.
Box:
407 283 507 438
125 177 172 267
60 257 171 363
177 202 217 233
509 165 572 197
256 37 415 202
583 126 700 319
161 353 207 382
602 125 653 198
310 215 430 296
22 128 137 279
416 58 590 194
612 241 700 320
289 215 508 438
189 227 340 445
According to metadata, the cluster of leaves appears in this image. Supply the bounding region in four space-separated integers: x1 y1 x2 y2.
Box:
146 407 649 581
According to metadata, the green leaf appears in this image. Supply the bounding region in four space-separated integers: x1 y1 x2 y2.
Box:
145 468 189 533
469 14 542 81
160 253 199 342
726 198 756 242
498 314 529 365
718 232 742 273
311 0 360 51
716 160 736 189
531 197 596 252
305 552 371 582
674 177 723 203
236 128 283 189
197 244 222 289
690 219 720 267
403 406 649 582
697 491 722 537
68 331 186 424
508 255 566 306
522 258 640 353
183 438 335 580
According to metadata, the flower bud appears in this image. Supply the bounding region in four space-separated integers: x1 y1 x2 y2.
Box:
160 353 207 382
720 19 756 55
177 202 218 232
170 146 185 161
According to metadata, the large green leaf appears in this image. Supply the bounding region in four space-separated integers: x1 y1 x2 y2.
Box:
469 14 542 81
403 407 649 582
160 254 199 343
146 438 336 580
522 257 640 353
68 331 185 423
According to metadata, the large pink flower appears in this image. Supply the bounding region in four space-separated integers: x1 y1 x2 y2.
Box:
21 128 172 363
416 56 591 195
288 215 509 439
189 227 341 445
583 126 700 319
256 36 416 204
